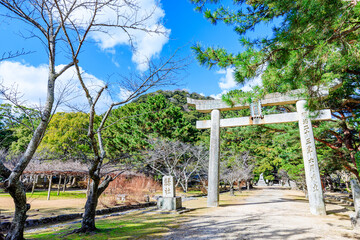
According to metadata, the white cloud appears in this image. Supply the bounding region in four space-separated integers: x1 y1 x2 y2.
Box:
0 61 48 105
210 90 228 100
0 61 111 113
131 25 170 71
210 65 265 100
240 73 263 92
217 67 237 90
118 87 133 101
68 0 169 71
181 88 190 92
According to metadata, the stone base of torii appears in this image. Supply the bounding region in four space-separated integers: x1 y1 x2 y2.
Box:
187 88 332 215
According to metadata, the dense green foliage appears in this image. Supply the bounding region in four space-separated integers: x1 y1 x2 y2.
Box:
38 112 93 159
0 104 40 154
191 0 360 181
191 0 360 96
103 94 200 157
220 106 303 184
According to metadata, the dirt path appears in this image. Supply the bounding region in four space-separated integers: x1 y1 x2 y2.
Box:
163 187 360 240
0 197 86 220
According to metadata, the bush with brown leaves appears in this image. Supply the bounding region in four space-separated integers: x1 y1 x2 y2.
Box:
99 175 161 207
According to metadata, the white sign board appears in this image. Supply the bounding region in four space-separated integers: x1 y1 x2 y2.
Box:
162 176 175 197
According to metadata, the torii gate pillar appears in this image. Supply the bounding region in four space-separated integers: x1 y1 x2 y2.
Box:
296 100 326 215
208 109 221 207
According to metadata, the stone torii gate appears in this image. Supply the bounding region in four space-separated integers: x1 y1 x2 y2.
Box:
187 89 332 215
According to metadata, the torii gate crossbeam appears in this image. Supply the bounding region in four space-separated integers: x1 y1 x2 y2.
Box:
187 91 331 216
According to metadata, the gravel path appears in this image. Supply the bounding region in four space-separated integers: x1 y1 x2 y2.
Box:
163 188 360 240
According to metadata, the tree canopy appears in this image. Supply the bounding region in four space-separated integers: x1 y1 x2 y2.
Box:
191 0 360 97
103 94 199 157
38 112 93 159
191 0 360 180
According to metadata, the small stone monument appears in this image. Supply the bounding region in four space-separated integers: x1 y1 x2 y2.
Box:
350 179 360 228
257 173 267 186
157 176 182 211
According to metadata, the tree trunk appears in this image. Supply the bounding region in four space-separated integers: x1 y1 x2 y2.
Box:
63 176 67 193
229 182 234 196
238 180 242 192
47 175 52 201
80 177 100 232
247 181 250 190
5 180 30 240
79 174 112 232
71 176 76 186
86 177 90 198
57 175 62 196
31 175 37 194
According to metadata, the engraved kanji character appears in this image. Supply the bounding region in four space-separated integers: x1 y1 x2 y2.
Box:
306 145 313 154
312 183 319 192
308 157 315 164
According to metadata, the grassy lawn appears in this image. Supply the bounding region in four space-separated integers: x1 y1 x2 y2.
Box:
24 190 255 239
25 210 179 240
0 190 86 200
182 190 204 196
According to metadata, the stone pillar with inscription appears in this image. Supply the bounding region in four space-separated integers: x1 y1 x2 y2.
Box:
350 179 360 228
157 176 182 211
296 100 326 215
208 109 221 207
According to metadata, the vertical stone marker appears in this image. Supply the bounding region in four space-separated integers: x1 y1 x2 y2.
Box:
158 176 182 211
296 100 326 215
208 109 220 207
163 176 175 197
350 179 360 228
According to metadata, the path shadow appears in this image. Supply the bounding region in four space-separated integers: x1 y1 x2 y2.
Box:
327 208 351 215
162 214 316 240
220 197 307 208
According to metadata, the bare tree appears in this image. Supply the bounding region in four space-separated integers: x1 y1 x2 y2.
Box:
175 145 208 192
220 161 239 196
145 139 206 193
0 1 77 238
145 139 190 181
0 0 169 238
220 151 254 195
278 169 290 187
338 170 352 189
237 151 254 190
197 149 209 193
68 51 185 231
0 49 31 62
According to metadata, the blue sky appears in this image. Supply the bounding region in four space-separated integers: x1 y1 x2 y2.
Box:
0 0 274 111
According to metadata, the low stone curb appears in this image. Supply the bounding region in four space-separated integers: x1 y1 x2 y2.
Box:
0 202 156 233
325 194 354 207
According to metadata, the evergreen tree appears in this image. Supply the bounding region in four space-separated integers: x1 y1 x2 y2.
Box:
191 0 360 179
38 112 93 159
103 94 199 157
